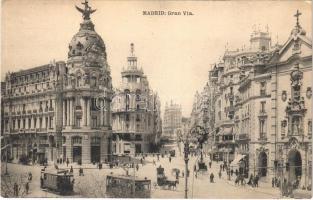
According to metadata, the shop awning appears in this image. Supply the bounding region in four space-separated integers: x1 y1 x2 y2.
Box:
231 154 246 166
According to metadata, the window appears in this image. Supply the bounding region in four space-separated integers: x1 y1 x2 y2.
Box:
90 76 97 87
308 120 312 138
92 117 97 128
23 119 25 129
45 117 48 128
39 118 42 128
18 119 20 129
28 118 31 129
76 117 81 127
259 119 266 139
49 117 53 129
260 82 266 96
72 136 82 145
126 114 130 121
136 114 140 122
34 118 37 128
260 101 266 113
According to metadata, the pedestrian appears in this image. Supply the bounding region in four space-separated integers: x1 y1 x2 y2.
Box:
230 169 233 176
218 170 222 179
70 165 73 174
209 161 212 168
28 172 32 181
79 167 84 176
157 154 160 161
66 158 69 167
220 164 222 171
210 173 214 183
136 164 139 171
182 171 184 178
25 182 29 194
272 177 275 188
169 156 172 163
140 158 143 165
13 182 18 197
153 159 156 166
40 176 44 188
235 169 238 177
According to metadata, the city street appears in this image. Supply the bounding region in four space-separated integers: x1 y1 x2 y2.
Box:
4 151 311 198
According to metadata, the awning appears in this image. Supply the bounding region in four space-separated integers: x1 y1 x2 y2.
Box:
231 154 246 166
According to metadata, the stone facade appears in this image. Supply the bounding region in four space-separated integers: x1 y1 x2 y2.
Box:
162 101 182 138
1 1 113 164
111 44 162 155
205 12 312 189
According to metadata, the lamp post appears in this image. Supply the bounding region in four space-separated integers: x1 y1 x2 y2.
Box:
178 128 191 199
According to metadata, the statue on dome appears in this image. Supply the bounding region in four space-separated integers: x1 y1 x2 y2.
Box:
75 0 96 20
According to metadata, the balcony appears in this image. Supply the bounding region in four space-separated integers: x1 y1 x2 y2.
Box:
76 105 82 110
237 134 249 140
49 107 54 112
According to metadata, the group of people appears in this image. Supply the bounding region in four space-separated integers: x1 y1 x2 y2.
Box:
247 174 259 187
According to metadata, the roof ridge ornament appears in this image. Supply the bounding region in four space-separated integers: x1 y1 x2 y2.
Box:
75 0 96 20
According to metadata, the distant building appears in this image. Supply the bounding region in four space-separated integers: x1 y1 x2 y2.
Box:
111 44 162 154
162 101 182 138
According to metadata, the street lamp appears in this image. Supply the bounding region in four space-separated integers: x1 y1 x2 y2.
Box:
178 128 192 199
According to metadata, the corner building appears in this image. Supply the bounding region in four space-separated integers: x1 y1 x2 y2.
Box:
1 2 113 164
111 44 162 155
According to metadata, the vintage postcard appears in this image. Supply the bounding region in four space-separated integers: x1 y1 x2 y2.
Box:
1 0 312 198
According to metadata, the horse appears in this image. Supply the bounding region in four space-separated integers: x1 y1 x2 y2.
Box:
167 180 178 190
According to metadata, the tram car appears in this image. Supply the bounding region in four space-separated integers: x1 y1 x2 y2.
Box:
106 175 151 198
40 170 74 195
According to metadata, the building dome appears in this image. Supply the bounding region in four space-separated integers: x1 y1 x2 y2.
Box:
68 2 107 67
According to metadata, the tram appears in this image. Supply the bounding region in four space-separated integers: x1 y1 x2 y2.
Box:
40 170 74 195
106 175 151 198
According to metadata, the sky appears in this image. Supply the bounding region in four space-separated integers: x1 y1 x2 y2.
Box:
1 0 312 116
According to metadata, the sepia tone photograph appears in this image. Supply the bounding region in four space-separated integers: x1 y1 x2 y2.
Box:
1 0 312 198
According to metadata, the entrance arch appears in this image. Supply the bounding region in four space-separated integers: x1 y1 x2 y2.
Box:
258 152 267 177
288 149 302 183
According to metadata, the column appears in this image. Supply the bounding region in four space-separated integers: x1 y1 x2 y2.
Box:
63 100 66 126
82 135 91 164
81 97 86 127
43 117 46 130
67 99 70 127
87 98 91 127
69 99 72 126
65 135 72 162
100 99 104 126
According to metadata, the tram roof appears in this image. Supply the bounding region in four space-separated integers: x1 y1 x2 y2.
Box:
107 174 151 182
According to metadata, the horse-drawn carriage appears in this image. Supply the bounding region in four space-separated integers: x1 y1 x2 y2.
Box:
154 166 178 190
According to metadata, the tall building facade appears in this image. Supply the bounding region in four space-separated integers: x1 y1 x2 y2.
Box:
206 12 311 189
111 44 162 155
1 1 113 164
162 101 182 138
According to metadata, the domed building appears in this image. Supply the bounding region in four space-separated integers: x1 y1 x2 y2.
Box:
1 0 113 164
62 1 113 164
